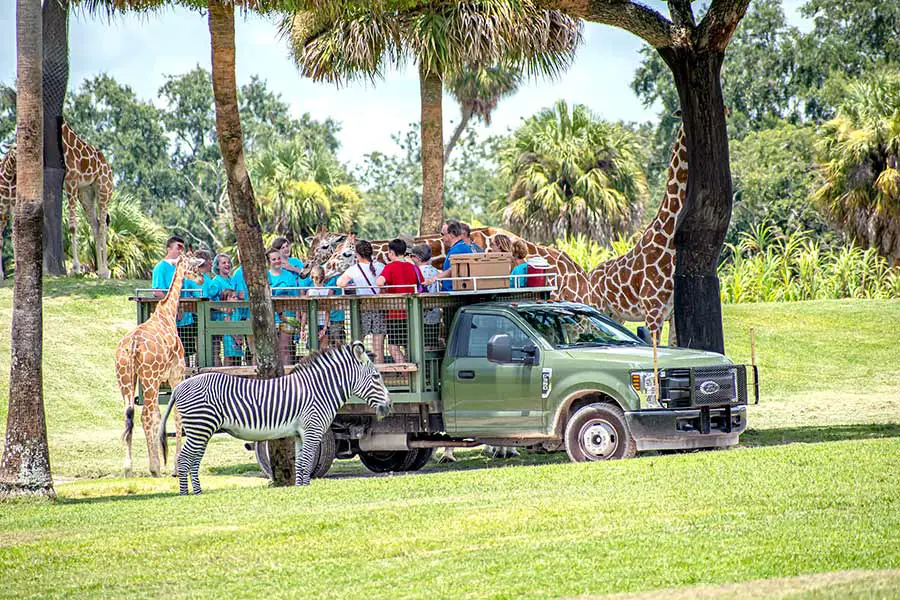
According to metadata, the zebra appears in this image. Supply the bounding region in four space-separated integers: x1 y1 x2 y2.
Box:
159 341 392 495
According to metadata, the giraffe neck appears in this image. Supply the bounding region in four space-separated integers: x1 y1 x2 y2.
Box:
657 125 688 224
0 150 15 183
157 260 187 321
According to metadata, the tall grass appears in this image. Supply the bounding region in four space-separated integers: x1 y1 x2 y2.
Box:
557 223 900 303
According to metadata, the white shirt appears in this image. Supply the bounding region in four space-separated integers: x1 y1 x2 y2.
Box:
341 261 385 295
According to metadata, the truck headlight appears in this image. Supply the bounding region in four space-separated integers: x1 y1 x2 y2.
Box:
631 370 661 408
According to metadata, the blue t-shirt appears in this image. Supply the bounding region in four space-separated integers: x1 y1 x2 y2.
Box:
151 259 200 326
231 266 249 321
287 257 305 271
441 239 473 291
209 274 236 321
510 263 528 288
326 275 344 322
269 269 298 321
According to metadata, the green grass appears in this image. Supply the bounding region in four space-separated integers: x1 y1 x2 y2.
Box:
1 278 899 599
1 439 899 599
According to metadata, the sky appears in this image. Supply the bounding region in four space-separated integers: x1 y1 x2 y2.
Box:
0 1 810 167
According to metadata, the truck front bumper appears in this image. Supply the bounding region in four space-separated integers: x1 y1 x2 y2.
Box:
625 405 747 451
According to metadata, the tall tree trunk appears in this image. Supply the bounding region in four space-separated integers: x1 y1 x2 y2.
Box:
41 0 67 276
418 64 444 236
659 47 731 354
443 105 472 165
207 0 292 486
1 0 54 500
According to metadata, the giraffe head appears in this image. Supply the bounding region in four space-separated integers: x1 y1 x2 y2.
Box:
177 252 206 286
322 233 357 279
302 225 347 278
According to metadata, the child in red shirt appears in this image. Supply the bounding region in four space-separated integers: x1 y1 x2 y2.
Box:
376 239 423 362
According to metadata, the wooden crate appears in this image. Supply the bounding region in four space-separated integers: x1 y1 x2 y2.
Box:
450 253 512 291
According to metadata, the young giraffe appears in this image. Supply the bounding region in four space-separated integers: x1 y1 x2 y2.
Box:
115 254 204 477
0 125 114 278
62 121 114 278
0 145 15 279
589 124 687 345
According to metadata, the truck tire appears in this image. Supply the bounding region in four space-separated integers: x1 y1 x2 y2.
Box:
255 429 337 480
403 448 434 472
564 403 636 462
359 448 431 473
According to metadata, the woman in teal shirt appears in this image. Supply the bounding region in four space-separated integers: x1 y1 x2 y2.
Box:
509 240 529 288
267 248 299 364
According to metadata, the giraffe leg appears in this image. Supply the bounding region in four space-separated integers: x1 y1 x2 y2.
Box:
95 178 111 279
139 376 163 477
167 361 186 474
65 178 80 275
116 349 137 477
438 447 457 463
81 186 103 277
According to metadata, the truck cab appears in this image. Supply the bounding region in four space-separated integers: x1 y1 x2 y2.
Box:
441 301 753 461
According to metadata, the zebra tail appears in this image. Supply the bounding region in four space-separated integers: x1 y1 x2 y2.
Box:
121 336 139 443
159 386 178 466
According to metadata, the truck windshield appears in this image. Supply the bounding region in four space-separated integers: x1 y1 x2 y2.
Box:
517 305 643 348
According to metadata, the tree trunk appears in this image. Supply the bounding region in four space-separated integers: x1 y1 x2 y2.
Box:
659 47 731 354
207 0 293 486
443 105 472 165
1 0 54 500
418 64 444 236
41 0 67 276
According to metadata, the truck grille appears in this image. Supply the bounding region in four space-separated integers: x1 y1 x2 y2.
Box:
661 366 748 407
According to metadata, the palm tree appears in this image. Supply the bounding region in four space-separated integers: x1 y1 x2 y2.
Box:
249 135 361 241
1 0 55 499
444 63 521 162
497 100 648 246
286 0 581 234
814 69 900 265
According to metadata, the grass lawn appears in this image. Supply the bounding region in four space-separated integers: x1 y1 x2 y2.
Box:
0 278 899 599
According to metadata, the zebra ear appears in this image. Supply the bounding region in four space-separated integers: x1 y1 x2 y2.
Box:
351 341 369 364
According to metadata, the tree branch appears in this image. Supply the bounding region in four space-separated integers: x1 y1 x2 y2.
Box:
694 0 752 51
667 0 695 29
537 0 675 48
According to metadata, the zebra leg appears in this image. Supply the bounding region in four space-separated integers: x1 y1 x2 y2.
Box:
179 431 211 495
295 429 323 486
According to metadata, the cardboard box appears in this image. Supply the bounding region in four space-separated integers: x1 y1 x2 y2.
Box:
450 253 512 291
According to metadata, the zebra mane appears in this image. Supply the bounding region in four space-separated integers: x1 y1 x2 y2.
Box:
290 345 352 374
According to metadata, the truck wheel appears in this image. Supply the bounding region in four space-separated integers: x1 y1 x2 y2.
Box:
403 448 434 472
358 450 410 473
564 403 636 462
255 429 337 480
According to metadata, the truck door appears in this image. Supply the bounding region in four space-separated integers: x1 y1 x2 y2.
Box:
443 312 543 434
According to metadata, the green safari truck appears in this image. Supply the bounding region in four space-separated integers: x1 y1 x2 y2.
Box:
134 284 757 476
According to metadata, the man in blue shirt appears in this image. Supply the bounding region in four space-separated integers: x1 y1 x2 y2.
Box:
425 220 473 291
151 235 202 360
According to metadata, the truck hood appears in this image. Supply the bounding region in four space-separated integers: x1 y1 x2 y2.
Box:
561 345 732 370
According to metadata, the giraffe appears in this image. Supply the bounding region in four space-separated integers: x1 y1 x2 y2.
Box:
0 145 15 279
318 226 593 304
115 253 204 477
588 124 687 346
62 121 114 278
0 124 114 278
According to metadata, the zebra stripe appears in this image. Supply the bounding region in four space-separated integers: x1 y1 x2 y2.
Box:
160 341 392 495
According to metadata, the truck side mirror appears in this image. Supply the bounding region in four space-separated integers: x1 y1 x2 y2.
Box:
487 334 513 363
636 326 651 344
522 342 539 366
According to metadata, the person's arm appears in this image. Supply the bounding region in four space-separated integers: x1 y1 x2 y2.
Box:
375 275 387 288
424 267 451 286
336 271 352 288
151 264 166 298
